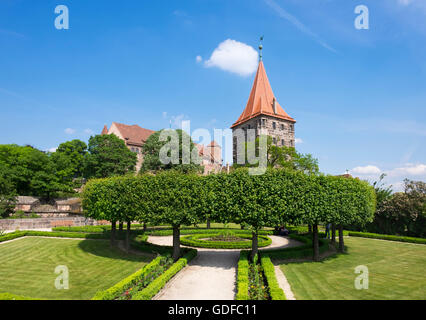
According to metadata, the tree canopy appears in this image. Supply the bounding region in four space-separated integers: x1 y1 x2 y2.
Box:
84 134 137 179
0 144 72 199
236 135 319 174
140 129 202 174
82 169 376 260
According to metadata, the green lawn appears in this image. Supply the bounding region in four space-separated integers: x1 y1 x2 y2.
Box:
280 237 426 300
0 237 153 300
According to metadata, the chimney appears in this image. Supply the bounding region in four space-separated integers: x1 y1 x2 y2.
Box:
272 98 277 114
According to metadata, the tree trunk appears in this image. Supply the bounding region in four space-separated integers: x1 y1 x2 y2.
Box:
250 231 258 261
312 224 320 262
125 221 131 253
172 225 181 261
119 222 123 232
338 225 344 253
143 222 147 232
110 221 116 247
308 224 312 234
331 224 336 244
206 218 211 229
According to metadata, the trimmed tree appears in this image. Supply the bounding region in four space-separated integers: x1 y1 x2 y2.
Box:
147 171 202 260
227 169 282 260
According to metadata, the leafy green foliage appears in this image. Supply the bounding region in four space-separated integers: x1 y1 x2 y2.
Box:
236 251 249 300
84 134 137 179
235 135 319 174
180 233 272 249
131 249 197 300
347 231 426 244
0 144 73 200
352 179 425 237
0 165 17 218
92 255 173 300
140 129 202 174
50 139 87 187
82 169 376 258
260 255 286 300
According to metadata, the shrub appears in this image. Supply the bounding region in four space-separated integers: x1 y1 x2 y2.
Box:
180 233 272 249
348 231 426 244
92 256 167 300
235 251 249 300
132 249 197 300
260 255 286 300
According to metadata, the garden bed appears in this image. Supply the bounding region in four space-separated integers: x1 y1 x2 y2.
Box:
236 251 285 300
180 232 272 249
92 255 175 300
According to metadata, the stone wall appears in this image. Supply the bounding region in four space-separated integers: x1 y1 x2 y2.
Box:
232 115 295 163
0 217 108 231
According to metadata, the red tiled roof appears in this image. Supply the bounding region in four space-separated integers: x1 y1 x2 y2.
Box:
231 61 295 128
112 122 155 146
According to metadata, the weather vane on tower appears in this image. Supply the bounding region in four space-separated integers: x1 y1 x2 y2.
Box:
259 35 264 61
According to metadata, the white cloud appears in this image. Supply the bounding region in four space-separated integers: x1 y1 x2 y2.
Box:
47 147 57 153
389 164 426 177
84 128 94 135
351 165 381 175
64 128 76 135
196 55 202 63
204 39 258 76
295 138 303 144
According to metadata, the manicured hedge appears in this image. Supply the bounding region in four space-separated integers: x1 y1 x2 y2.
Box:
132 249 198 300
180 233 272 249
92 256 165 300
235 251 249 300
260 255 286 300
0 230 111 243
52 224 147 233
348 231 426 244
146 227 274 237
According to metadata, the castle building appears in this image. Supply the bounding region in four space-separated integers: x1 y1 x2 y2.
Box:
101 122 155 172
231 59 296 164
101 122 222 174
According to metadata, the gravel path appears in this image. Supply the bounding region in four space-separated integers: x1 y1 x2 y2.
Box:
274 266 296 300
148 235 302 300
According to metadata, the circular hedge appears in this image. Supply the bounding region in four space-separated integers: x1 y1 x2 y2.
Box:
180 233 272 249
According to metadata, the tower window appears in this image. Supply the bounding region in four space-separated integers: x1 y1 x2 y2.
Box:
262 119 266 127
273 137 276 144
273 122 276 130
281 124 284 130
281 139 285 146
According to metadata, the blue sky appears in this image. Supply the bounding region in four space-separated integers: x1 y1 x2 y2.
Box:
0 0 425 190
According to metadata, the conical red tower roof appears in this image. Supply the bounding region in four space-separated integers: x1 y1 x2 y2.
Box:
231 61 295 128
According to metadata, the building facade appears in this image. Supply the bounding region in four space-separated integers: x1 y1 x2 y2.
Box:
101 122 155 172
231 60 296 164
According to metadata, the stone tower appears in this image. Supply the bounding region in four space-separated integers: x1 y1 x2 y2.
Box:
231 60 296 164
